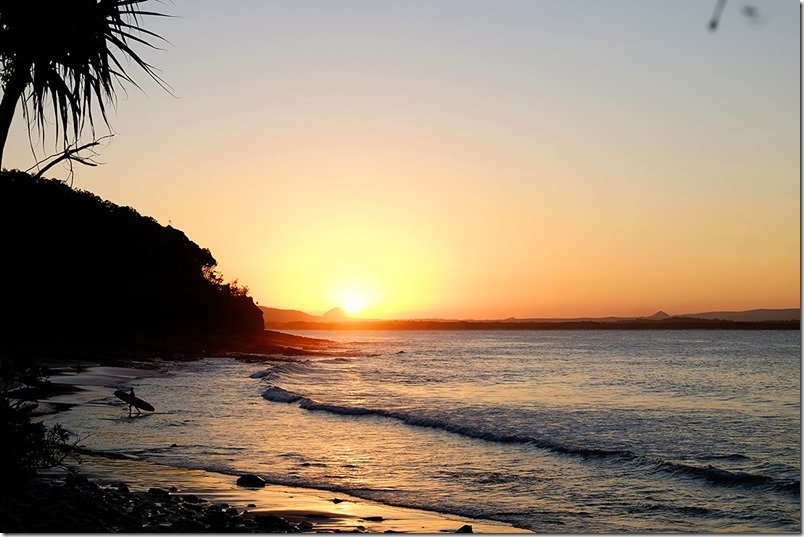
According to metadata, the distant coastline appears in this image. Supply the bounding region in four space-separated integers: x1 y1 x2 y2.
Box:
269 318 799 331
262 307 800 331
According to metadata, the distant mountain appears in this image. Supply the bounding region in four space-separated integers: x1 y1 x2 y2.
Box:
259 307 319 324
500 308 798 323
261 306 352 327
679 308 800 322
322 307 349 322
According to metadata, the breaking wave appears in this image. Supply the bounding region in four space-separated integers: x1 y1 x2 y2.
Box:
261 384 800 497
262 385 635 458
656 461 800 495
262 386 304 403
249 361 314 381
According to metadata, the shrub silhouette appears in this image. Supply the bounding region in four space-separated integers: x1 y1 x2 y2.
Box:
0 171 263 336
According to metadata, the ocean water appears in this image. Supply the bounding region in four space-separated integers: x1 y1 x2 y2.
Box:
46 330 800 532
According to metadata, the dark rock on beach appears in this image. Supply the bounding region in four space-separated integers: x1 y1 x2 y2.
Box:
455 524 474 533
255 513 300 532
236 474 266 488
110 481 129 492
0 473 304 533
148 486 170 499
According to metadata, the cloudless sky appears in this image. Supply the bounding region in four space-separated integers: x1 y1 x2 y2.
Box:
5 0 800 318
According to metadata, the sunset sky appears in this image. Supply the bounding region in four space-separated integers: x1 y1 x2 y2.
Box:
5 0 799 319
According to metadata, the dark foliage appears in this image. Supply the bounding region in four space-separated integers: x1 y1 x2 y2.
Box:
0 170 263 337
0 359 71 486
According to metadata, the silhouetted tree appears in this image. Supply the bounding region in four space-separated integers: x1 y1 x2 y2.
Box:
0 0 168 169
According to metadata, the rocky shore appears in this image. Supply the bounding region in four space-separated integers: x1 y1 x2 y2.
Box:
0 473 310 533
0 470 483 533
0 450 513 534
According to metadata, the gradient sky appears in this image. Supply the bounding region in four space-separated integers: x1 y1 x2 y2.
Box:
5 0 800 318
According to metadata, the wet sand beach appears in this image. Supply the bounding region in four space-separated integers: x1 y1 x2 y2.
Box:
3 361 527 534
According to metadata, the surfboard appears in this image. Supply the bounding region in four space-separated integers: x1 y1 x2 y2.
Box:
114 390 155 412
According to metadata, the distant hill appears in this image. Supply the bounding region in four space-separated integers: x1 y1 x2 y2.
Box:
260 307 319 324
678 308 800 322
261 306 352 327
322 307 349 322
497 308 798 324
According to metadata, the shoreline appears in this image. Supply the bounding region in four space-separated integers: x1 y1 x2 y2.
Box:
17 360 528 534
5 329 347 373
41 451 527 533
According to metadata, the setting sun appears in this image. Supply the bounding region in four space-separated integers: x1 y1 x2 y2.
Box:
343 297 363 315
331 280 373 316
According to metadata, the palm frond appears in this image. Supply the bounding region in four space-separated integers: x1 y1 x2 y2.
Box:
0 0 172 149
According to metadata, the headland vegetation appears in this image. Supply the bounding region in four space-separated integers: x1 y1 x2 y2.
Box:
0 170 339 362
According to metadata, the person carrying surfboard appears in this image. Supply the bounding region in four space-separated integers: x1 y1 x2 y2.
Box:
113 388 155 414
128 387 140 416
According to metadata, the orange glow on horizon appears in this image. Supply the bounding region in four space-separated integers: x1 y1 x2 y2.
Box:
6 2 795 321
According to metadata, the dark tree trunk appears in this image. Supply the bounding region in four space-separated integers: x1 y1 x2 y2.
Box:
0 64 31 170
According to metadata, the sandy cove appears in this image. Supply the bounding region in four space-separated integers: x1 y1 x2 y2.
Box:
2 360 529 534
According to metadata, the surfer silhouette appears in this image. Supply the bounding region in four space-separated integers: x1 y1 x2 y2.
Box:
128 387 140 416
114 387 155 414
